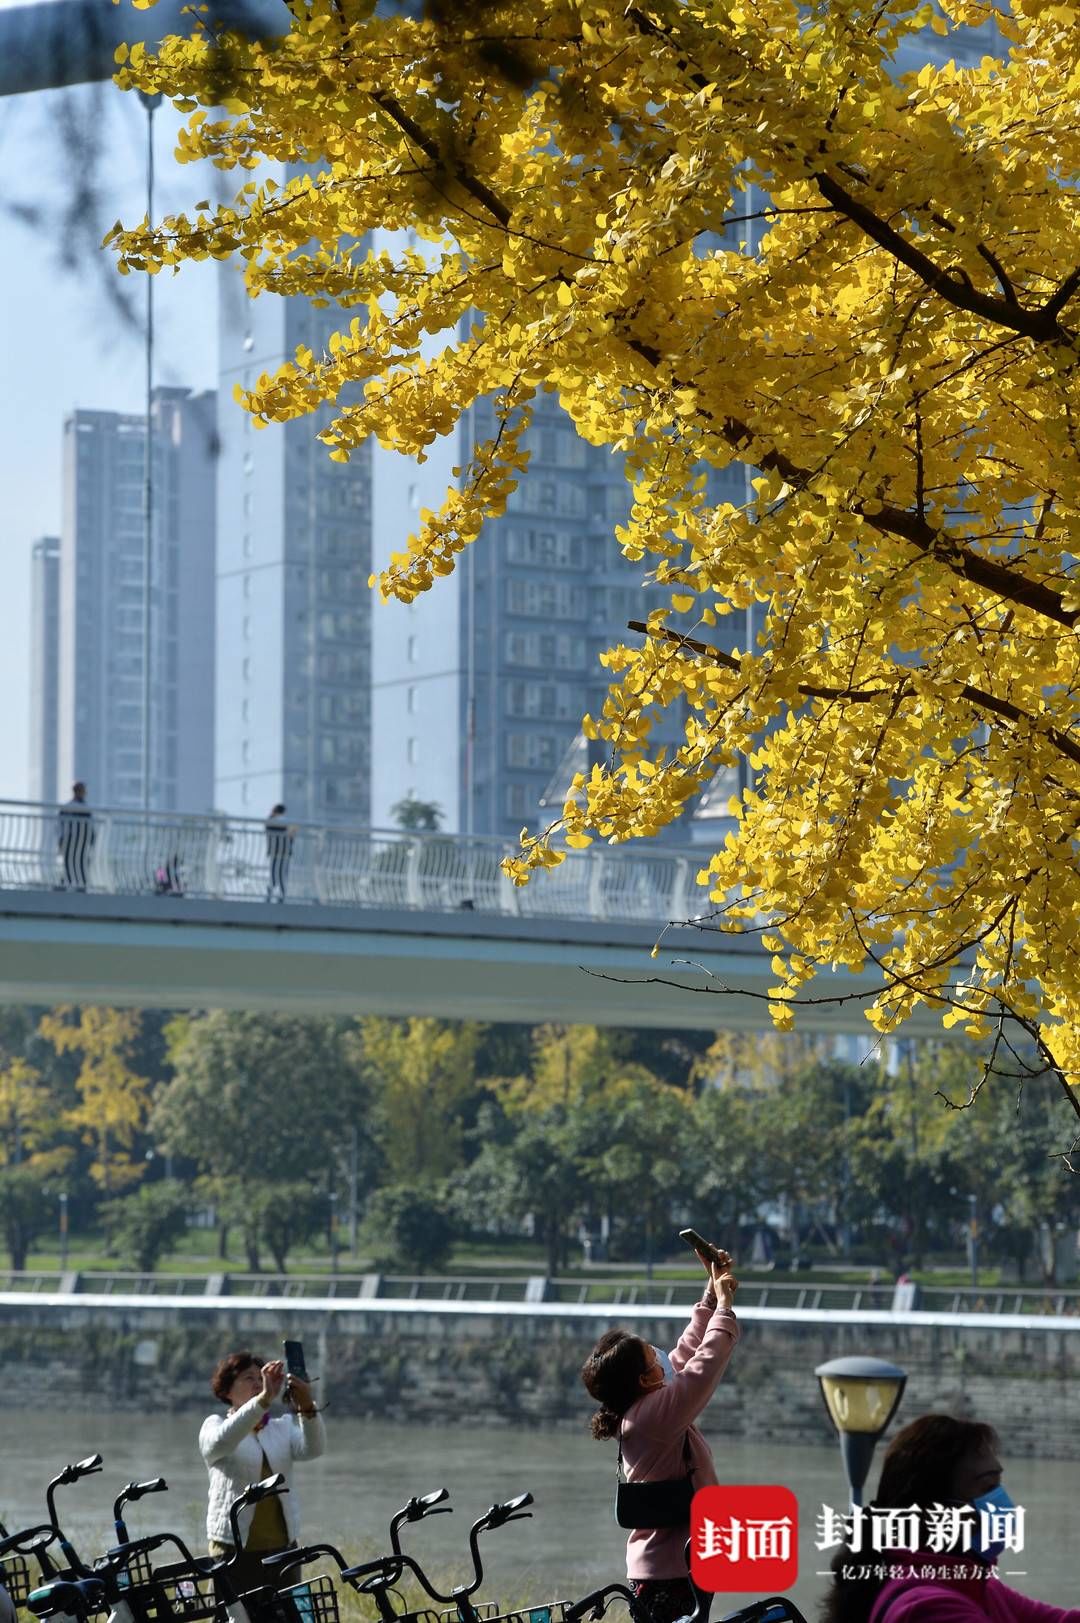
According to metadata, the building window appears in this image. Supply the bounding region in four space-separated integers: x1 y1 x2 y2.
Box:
243 533 253 558
407 737 419 766
243 332 254 351
243 616 251 641
242 657 251 682
243 453 254 477
505 783 529 820
241 780 249 805
243 491 253 518
407 686 418 715
243 574 251 599
242 739 250 765
407 634 418 663
241 699 250 724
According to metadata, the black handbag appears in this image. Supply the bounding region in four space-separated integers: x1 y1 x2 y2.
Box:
614 1430 694 1529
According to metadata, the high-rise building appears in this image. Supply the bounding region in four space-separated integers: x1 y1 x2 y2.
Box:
215 270 373 823
28 535 60 805
55 387 217 811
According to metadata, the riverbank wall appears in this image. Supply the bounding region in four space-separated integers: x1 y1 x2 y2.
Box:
1 1293 1076 1458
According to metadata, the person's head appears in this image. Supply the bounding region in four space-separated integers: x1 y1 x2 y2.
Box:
876 1413 1001 1509
270 803 286 817
72 781 86 801
211 1350 266 1408
580 1330 664 1439
819 1414 1003 1623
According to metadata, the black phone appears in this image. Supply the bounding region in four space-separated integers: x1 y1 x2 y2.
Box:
282 1339 308 1383
678 1228 727 1268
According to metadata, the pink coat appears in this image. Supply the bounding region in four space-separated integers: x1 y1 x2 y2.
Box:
872 1556 1080 1623
619 1296 739 1580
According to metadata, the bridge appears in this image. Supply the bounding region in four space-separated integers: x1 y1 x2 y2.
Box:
0 799 948 1033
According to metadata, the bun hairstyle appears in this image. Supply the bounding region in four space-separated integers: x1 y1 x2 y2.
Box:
581 1329 649 1439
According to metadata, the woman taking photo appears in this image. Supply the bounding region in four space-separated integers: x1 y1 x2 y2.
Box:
200 1351 326 1593
581 1243 739 1623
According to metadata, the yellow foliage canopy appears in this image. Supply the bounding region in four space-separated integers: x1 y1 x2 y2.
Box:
109 0 1080 1099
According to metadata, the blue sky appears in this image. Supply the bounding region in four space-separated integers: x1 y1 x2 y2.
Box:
0 65 218 801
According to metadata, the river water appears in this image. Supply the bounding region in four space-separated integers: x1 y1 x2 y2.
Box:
2 1414 1074 1618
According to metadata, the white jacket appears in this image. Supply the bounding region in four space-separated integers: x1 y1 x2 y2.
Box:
199 1395 326 1548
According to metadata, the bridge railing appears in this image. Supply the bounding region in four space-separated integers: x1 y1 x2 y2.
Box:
0 798 705 926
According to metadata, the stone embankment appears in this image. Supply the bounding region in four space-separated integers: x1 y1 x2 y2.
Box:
0 1290 1076 1458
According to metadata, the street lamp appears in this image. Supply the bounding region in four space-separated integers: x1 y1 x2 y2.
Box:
816 1355 907 1508
329 1192 338 1276
59 1190 68 1271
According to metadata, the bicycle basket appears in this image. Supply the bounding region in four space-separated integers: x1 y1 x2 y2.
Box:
1 1554 32 1608
162 1573 218 1621
115 1550 156 1593
268 1575 339 1623
440 1606 501 1623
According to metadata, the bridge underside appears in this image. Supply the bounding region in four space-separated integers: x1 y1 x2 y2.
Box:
0 891 948 1034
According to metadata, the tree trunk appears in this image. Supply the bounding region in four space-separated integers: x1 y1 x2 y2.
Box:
218 1222 230 1261
270 1240 288 1274
245 1233 261 1272
8 1226 27 1272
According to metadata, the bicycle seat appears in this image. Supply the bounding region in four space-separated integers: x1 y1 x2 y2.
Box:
27 1577 106 1619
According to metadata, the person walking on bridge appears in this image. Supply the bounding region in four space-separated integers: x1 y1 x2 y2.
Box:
57 781 93 890
265 804 295 902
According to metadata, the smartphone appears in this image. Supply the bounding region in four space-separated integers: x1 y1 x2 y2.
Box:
678 1229 727 1268
282 1339 308 1383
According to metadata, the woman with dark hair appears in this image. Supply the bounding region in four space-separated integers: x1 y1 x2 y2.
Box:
820 1412 1079 1623
581 1246 739 1623
200 1351 326 1593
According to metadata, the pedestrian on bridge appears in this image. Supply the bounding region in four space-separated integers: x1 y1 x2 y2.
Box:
57 781 93 890
581 1241 739 1623
265 805 295 902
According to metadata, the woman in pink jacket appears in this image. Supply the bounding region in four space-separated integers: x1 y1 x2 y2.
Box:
821 1413 1080 1623
581 1247 739 1623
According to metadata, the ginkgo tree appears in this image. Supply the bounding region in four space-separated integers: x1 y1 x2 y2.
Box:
109 0 1080 1115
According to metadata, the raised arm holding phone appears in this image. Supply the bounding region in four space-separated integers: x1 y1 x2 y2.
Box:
581 1236 739 1623
199 1346 326 1593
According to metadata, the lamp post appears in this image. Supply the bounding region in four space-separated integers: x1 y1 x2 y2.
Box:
816 1355 907 1508
329 1192 338 1276
967 1193 978 1288
59 1190 68 1271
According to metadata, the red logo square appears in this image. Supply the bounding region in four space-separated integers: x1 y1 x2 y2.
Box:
691 1485 799 1594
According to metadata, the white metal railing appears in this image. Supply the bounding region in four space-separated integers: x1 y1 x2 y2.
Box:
0 798 706 927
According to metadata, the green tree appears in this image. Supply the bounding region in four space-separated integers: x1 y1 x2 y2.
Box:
153 1013 370 1267
0 1165 52 1272
101 1179 190 1273
361 1183 455 1273
391 796 444 832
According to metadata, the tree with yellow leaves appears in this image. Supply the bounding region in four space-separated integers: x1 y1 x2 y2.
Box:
110 0 1080 1120
39 1008 154 1193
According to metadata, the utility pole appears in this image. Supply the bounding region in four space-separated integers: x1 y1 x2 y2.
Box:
139 90 161 812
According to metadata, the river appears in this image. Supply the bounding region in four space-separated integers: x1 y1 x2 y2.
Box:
1 1414 1074 1618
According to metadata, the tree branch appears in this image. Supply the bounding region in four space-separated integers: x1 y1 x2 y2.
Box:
628 620 1080 771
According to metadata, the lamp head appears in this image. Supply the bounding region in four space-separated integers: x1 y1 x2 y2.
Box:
815 1356 907 1438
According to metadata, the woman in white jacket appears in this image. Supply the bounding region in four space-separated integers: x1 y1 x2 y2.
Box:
201 1350 327 1594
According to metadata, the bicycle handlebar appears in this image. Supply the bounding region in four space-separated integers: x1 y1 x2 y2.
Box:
112 1478 168 1546
389 1489 452 1556
564 1585 637 1623
0 1528 55 1560
261 1544 349 1574
228 1476 287 1553
463 1493 534 1599
718 1603 808 1623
